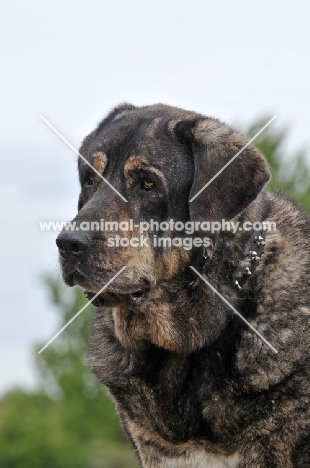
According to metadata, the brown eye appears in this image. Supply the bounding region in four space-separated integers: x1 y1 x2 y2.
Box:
86 176 94 187
141 178 155 191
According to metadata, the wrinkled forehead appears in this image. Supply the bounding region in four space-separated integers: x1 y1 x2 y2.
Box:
83 106 195 184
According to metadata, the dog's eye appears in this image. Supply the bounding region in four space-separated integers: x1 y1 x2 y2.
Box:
141 178 155 191
85 176 94 187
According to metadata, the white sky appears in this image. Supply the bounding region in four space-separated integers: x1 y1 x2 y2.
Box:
1 0 310 394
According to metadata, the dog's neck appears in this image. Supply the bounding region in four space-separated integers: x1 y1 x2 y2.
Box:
200 191 272 291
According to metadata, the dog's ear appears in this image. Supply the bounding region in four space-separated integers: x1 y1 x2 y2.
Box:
175 118 271 221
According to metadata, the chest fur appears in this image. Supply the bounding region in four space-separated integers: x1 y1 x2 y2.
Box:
157 451 240 468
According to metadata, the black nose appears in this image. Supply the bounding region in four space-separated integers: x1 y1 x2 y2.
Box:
56 231 91 258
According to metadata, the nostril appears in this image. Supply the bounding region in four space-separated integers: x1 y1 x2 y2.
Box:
70 242 80 254
56 239 65 251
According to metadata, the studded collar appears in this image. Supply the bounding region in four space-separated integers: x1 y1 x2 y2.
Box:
233 227 267 290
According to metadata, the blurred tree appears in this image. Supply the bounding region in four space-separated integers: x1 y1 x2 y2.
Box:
34 276 124 445
246 117 310 211
0 117 308 468
0 278 138 468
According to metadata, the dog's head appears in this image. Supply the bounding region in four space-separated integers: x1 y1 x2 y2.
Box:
57 104 270 352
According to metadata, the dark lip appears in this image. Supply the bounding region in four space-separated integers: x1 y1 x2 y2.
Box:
62 267 151 306
84 290 121 308
63 270 78 287
84 287 149 308
63 269 91 289
125 289 148 305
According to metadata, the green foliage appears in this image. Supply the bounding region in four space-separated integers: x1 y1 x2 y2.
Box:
246 117 310 211
0 390 88 468
0 278 138 468
0 117 309 467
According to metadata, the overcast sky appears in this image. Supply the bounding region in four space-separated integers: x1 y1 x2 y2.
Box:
1 0 310 394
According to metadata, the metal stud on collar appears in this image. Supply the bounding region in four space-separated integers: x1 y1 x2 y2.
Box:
249 251 261 262
257 240 266 247
255 235 266 247
234 280 242 290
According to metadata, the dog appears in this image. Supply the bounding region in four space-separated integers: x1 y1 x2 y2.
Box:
56 104 310 467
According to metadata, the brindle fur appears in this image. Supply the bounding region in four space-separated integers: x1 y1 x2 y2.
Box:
57 104 310 467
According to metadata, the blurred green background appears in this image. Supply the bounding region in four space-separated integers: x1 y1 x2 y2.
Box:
1 120 309 468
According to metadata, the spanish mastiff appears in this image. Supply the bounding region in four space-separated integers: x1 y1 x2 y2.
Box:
56 104 310 467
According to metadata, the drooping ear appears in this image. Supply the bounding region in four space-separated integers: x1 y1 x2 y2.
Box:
176 118 271 221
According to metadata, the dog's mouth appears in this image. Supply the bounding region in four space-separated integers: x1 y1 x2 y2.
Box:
125 288 149 304
84 288 149 307
63 268 151 307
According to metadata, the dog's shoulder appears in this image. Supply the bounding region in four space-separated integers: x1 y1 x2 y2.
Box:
235 190 310 393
